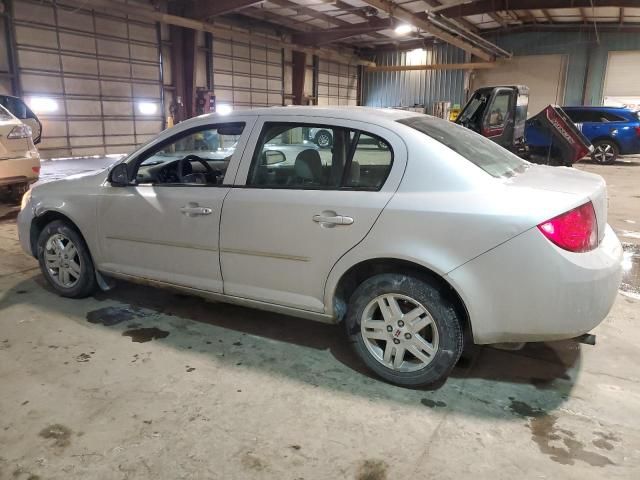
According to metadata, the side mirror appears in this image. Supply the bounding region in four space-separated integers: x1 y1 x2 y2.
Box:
263 149 286 165
109 163 130 186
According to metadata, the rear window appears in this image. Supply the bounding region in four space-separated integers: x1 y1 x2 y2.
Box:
0 104 13 121
397 115 527 178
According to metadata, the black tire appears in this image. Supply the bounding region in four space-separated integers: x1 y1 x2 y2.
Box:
591 140 618 165
344 274 464 387
37 220 97 298
314 129 333 148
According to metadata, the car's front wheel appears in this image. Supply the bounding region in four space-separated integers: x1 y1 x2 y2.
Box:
345 274 464 387
591 140 618 164
37 220 97 298
314 129 333 148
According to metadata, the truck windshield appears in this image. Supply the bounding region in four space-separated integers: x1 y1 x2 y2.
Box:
397 115 528 178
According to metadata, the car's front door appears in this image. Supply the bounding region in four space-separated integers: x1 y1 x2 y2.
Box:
96 119 254 292
219 116 406 312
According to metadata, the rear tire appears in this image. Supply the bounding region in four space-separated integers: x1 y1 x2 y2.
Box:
591 140 618 165
37 220 97 298
344 274 464 387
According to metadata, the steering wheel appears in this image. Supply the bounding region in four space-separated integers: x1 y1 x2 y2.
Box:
176 154 216 183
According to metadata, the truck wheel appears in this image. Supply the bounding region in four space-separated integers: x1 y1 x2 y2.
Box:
591 140 618 165
344 274 464 387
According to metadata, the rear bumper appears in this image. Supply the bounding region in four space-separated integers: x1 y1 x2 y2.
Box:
447 224 623 344
0 154 40 187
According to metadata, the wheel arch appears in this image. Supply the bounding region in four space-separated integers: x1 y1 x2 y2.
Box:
329 257 472 342
591 136 621 150
30 210 86 259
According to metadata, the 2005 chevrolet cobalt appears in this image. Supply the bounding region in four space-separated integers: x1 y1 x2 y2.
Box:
18 107 623 387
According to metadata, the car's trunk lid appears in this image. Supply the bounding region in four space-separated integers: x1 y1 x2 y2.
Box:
504 164 608 242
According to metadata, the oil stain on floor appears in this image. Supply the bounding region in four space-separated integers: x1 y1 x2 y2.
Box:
122 327 170 343
356 459 388 480
39 424 72 448
508 398 614 467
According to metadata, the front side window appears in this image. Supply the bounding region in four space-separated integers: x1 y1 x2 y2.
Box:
134 123 244 185
247 122 393 190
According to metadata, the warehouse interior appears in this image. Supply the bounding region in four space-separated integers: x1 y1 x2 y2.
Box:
1 1 640 479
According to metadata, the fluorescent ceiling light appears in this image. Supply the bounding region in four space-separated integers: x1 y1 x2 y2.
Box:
217 104 233 115
394 24 413 35
27 97 58 113
138 102 158 115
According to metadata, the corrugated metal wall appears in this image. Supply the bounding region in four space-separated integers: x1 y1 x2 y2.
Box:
362 31 640 110
363 44 467 112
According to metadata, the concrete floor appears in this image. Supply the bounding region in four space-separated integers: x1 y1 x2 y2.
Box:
0 157 639 479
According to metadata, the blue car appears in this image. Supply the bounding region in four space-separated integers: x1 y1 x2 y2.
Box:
526 106 640 164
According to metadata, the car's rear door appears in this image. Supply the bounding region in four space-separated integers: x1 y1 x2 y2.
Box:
219 115 406 312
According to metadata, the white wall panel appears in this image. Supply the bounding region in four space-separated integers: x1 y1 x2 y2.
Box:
13 0 162 158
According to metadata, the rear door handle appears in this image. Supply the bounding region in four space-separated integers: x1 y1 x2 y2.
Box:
180 205 212 216
313 214 353 225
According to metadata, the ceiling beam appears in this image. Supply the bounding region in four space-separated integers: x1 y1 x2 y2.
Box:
64 0 374 65
619 7 625 24
366 62 497 72
422 0 480 33
483 22 640 34
541 9 554 23
292 18 394 45
186 0 264 20
437 0 640 17
360 0 497 61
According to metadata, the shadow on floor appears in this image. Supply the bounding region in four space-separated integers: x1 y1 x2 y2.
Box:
0 273 581 418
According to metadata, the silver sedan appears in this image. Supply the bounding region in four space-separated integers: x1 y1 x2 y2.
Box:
18 107 623 387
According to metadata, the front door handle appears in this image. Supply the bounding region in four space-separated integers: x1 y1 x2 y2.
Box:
313 214 353 225
180 204 212 216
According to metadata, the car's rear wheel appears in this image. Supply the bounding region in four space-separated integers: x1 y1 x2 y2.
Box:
591 140 618 164
314 129 333 148
345 274 464 387
37 220 97 298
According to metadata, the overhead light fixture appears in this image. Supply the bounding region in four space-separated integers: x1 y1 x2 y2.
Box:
27 97 58 113
394 24 413 35
137 102 158 115
216 104 233 115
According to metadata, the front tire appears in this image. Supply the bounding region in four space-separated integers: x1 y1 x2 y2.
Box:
591 140 618 164
37 220 97 298
314 129 333 148
345 274 464 387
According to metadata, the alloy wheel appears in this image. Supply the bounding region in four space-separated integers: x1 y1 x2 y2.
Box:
44 233 82 288
360 293 439 372
317 132 331 147
594 143 615 163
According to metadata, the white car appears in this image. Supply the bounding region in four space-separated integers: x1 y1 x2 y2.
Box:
0 103 40 200
18 107 622 387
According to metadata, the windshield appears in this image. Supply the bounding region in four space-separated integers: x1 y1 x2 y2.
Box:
397 115 528 178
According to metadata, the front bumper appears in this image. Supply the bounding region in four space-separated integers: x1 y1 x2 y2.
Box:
447 224 623 344
17 202 35 257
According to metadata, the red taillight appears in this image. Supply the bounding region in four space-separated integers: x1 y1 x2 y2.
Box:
32 166 40 174
635 126 640 137
537 202 598 252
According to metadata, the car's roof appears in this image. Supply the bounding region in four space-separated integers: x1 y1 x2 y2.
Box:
196 106 423 123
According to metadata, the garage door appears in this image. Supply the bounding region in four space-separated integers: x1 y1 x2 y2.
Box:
603 51 640 108
317 59 358 106
212 37 283 111
471 54 568 117
12 0 163 158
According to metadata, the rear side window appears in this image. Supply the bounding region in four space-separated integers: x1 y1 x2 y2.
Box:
0 104 13 121
397 115 527 178
247 122 393 190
